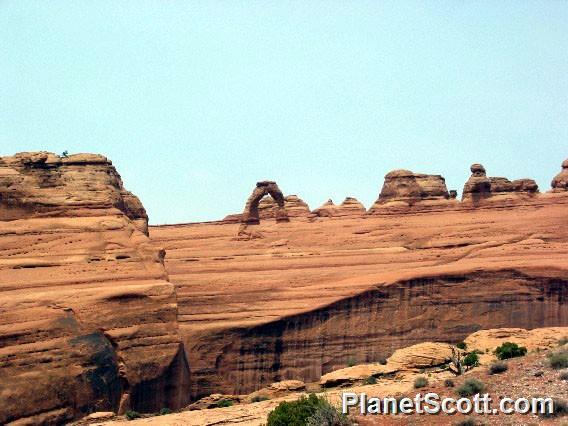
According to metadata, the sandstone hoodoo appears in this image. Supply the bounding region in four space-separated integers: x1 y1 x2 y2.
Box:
241 181 289 225
0 152 189 425
551 158 568 191
462 163 492 202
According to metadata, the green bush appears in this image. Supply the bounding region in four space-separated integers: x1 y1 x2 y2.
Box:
306 401 353 426
456 342 467 350
489 362 508 375
251 395 270 403
414 376 428 389
125 411 141 420
267 394 351 426
463 352 479 368
494 342 527 360
347 358 357 367
363 376 377 385
538 398 568 418
549 350 568 370
558 336 568 346
457 379 485 397
216 399 233 408
159 407 172 415
444 379 455 388
377 357 388 365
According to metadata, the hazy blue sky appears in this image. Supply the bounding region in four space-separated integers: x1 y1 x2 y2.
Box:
1 1 567 224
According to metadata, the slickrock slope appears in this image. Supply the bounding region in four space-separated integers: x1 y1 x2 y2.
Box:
0 153 189 425
151 169 568 399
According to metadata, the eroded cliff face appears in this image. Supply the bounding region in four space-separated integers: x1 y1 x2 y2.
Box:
0 153 189 424
187 269 567 396
152 181 568 398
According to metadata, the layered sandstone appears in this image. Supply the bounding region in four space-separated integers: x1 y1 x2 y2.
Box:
151 187 568 398
551 158 568 191
462 163 539 205
313 197 365 217
0 153 189 424
368 169 453 213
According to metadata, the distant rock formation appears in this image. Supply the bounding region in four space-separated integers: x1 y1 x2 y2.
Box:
313 197 366 217
368 169 451 213
224 194 310 223
462 163 539 203
240 181 289 225
0 151 148 234
551 159 568 191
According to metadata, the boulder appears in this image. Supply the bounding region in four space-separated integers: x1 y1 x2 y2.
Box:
386 342 455 370
185 394 241 411
320 363 396 387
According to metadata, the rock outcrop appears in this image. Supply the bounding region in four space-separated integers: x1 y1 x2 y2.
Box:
0 152 148 234
151 185 568 398
462 163 539 204
368 169 452 213
551 158 568 191
313 197 365 217
0 152 189 424
223 195 310 223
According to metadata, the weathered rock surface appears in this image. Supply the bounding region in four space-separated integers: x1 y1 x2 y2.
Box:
245 380 305 401
464 327 568 353
0 153 189 424
185 394 241 411
240 181 289 225
313 197 365 217
551 158 568 191
369 170 450 213
151 185 568 398
462 163 539 204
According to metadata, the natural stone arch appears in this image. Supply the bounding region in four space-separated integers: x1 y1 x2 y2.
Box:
241 181 289 225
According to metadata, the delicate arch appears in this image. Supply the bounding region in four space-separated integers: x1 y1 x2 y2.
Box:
241 181 289 224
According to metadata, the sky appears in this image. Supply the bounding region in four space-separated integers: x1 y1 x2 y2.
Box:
1 1 567 224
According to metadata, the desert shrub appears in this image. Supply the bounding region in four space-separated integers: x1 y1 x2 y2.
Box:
463 352 479 368
444 379 455 388
347 358 357 367
559 336 568 346
454 418 477 426
306 401 353 426
251 395 270 403
363 376 377 385
159 407 172 415
456 342 467 350
377 357 388 365
489 362 508 375
560 370 568 381
125 411 141 420
494 342 527 360
538 398 568 418
216 399 233 408
549 350 568 370
414 376 428 389
457 379 485 397
267 394 350 426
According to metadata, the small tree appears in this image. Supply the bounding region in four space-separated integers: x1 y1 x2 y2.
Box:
61 150 69 158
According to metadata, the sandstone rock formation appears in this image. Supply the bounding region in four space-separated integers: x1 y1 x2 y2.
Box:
368 169 452 213
313 197 365 217
0 151 149 234
0 152 189 424
462 163 491 202
551 158 568 191
241 181 289 225
462 163 539 204
151 184 568 398
223 194 310 223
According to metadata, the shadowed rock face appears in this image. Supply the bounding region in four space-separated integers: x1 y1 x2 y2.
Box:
551 159 568 191
462 164 492 202
0 152 189 424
